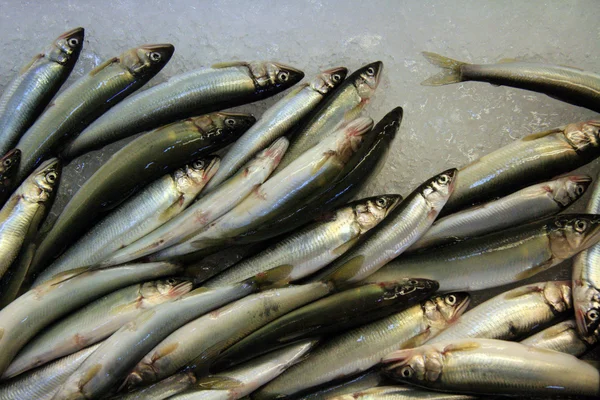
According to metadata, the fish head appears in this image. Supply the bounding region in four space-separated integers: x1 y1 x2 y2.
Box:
143 278 194 303
542 281 572 314
0 149 21 187
382 345 443 385
548 214 600 259
420 168 458 212
175 156 220 195
211 112 256 139
27 158 61 203
310 67 348 95
377 278 439 306
48 27 84 65
423 292 470 331
123 44 175 77
246 137 289 178
574 281 600 344
353 61 384 101
354 194 403 233
548 175 591 207
248 61 304 95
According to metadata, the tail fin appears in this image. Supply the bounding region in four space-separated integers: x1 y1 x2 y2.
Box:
421 52 467 86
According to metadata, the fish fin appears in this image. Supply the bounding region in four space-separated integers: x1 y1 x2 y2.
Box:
80 364 102 388
497 58 518 64
195 375 244 390
311 151 335 175
212 61 250 69
20 54 44 74
253 265 294 287
399 330 432 349
421 52 467 86
89 57 119 77
520 128 563 141
443 341 481 353
189 340 229 374
514 259 555 281
502 284 541 300
159 198 185 223
332 236 360 256
327 255 365 284
45 267 92 286
279 326 323 342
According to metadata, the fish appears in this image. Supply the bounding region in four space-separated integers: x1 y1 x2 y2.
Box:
204 67 348 191
0 27 84 156
315 169 457 286
293 370 384 400
520 319 592 357
428 281 572 344
408 175 591 252
0 150 20 207
214 279 438 369
150 117 375 261
0 343 100 400
205 195 401 288
367 214 600 291
34 157 219 284
383 338 600 397
442 120 600 215
422 52 600 113
253 293 470 399
275 61 383 173
13 44 174 184
329 386 474 400
61 61 304 158
0 158 60 279
111 372 197 400
100 138 288 267
29 112 254 281
0 262 180 376
126 282 331 389
52 282 256 400
4 278 193 378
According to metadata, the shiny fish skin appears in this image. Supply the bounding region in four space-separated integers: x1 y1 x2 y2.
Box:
205 67 347 191
0 262 179 377
0 158 60 279
14 44 174 184
151 117 374 260
253 293 469 400
126 282 331 389
442 120 600 215
215 279 438 369
0 149 21 206
30 112 253 281
62 61 304 158
330 386 474 400
383 338 600 397
520 319 591 356
275 62 383 173
0 343 100 400
101 138 288 267
428 281 572 344
368 214 600 291
316 169 457 286
112 372 196 400
422 52 600 113
294 370 384 400
0 28 83 156
5 278 192 378
35 157 218 284
205 195 401 288
52 283 254 400
409 175 591 252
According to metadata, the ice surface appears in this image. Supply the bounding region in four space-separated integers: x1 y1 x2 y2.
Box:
0 0 599 367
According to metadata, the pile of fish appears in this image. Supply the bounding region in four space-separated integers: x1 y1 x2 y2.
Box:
0 27 598 400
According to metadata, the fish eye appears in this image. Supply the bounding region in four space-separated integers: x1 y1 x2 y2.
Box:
225 118 237 127
192 160 205 170
46 171 57 183
366 67 376 76
277 71 290 82
3 159 11 167
437 174 450 185
408 279 419 285
574 219 588 233
375 198 387 208
332 73 341 83
576 185 585 196
149 52 162 62
588 309 599 321
68 38 79 47
445 294 457 305
167 278 177 285
400 366 414 378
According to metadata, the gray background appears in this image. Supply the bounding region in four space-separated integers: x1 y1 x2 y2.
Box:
0 0 598 390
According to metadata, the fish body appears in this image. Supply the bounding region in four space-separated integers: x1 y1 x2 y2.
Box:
329 386 474 400
520 319 591 356
112 372 196 400
294 371 384 400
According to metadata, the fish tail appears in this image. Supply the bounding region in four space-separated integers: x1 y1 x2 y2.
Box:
421 52 467 86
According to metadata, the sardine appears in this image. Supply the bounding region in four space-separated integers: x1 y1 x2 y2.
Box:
13 44 174 184
383 338 600 396
520 319 591 357
367 214 600 291
329 386 474 400
0 150 21 206
0 28 83 155
253 293 469 399
61 61 304 158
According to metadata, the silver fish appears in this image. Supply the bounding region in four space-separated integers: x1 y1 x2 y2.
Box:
520 319 591 357
329 386 474 400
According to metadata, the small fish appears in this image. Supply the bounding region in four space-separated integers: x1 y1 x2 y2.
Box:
0 150 21 206
520 319 592 357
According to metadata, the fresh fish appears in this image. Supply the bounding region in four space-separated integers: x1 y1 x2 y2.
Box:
0 150 21 205
35 157 219 284
294 370 384 400
441 120 600 214
166 340 317 400
0 28 83 156
61 61 304 158
29 112 254 280
428 281 572 344
367 214 600 291
0 343 100 400
112 372 196 400
5 278 193 378
151 117 374 261
101 138 288 267
383 338 600 397
520 319 592 356
409 175 591 252
14 44 174 184
315 169 457 286
215 279 438 369
205 67 347 191
422 52 600 113
329 386 474 400
126 282 331 389
253 293 470 399
0 158 60 279
0 262 179 376
205 195 401 288
52 282 255 400
275 62 383 172
232 107 402 245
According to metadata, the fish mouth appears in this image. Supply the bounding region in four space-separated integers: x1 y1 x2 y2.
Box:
453 293 471 320
582 218 600 249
